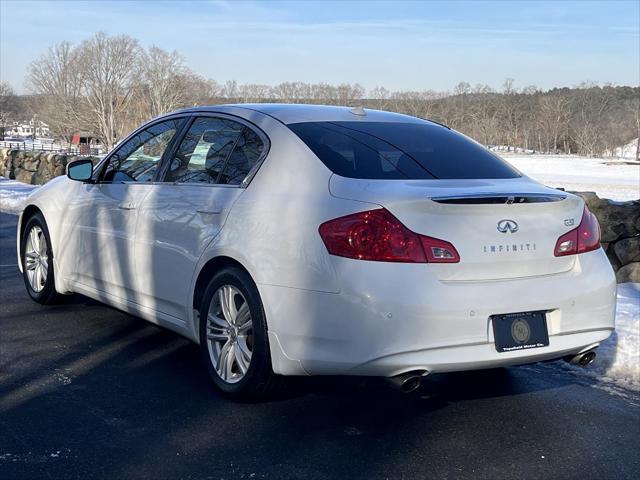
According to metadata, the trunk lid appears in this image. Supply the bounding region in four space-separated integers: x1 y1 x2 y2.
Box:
329 175 584 281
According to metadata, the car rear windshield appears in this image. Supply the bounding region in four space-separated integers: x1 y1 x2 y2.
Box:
288 121 521 180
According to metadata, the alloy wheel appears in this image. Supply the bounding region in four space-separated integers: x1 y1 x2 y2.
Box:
206 285 254 384
24 225 48 293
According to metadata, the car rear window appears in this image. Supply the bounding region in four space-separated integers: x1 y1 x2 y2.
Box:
288 121 521 180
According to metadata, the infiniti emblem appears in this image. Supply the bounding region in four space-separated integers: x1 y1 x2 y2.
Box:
497 219 519 234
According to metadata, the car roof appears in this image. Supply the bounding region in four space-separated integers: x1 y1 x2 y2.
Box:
170 103 430 126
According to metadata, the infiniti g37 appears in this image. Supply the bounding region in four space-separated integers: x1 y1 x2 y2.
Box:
17 104 616 399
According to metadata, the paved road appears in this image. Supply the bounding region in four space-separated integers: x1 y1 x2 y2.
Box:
1 212 638 480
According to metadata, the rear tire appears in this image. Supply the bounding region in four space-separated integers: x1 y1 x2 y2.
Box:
198 266 281 400
21 213 59 305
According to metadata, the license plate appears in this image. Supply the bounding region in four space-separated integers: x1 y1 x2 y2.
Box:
491 311 549 353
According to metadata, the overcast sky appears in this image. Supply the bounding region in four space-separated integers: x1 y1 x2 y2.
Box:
1 0 638 94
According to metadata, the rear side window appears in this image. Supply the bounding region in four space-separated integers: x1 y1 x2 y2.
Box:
288 121 520 180
222 127 265 185
166 117 266 185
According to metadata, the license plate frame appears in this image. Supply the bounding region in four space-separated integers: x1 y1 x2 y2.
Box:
491 310 549 353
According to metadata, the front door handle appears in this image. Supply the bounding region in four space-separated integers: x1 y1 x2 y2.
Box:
118 202 136 210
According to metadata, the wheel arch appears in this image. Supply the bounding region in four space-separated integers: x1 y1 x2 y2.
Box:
192 255 255 330
190 253 305 378
18 204 45 265
20 204 44 229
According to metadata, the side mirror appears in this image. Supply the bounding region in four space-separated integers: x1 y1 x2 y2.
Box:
67 159 94 182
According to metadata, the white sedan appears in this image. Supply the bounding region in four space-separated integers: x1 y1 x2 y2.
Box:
17 104 616 399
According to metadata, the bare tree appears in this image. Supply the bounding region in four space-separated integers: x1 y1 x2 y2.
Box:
336 83 365 105
538 94 569 152
237 83 271 103
499 78 524 150
448 82 472 130
0 82 18 137
387 90 441 120
570 83 613 156
631 96 640 161
74 33 141 149
468 84 499 146
134 46 189 121
370 86 389 109
26 41 83 142
221 80 239 100
186 75 221 105
310 83 336 103
271 82 306 102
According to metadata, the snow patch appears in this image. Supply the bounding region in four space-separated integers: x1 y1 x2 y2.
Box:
54 372 72 386
547 283 640 395
503 154 640 201
0 177 38 215
0 448 72 463
489 145 537 154
593 283 640 391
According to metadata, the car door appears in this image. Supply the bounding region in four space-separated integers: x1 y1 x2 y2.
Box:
132 115 268 321
64 117 186 302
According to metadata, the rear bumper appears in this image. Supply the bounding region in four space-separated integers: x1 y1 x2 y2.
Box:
354 329 611 375
260 249 617 377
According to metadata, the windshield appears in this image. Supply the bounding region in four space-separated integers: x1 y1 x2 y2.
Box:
288 121 521 180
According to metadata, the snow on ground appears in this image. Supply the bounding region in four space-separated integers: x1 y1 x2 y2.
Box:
594 283 640 391
503 154 640 201
0 177 38 215
538 283 640 397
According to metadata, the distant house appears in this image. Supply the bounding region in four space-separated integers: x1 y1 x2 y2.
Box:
5 119 50 139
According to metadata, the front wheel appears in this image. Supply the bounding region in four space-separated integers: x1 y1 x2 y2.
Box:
198 266 281 400
21 213 59 305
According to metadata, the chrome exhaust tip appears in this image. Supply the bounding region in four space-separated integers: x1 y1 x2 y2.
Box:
565 350 597 367
386 371 427 393
577 351 596 367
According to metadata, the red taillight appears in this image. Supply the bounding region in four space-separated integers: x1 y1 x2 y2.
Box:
554 207 601 257
318 208 460 263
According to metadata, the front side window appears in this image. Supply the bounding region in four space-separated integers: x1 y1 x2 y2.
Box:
101 118 184 182
288 121 521 180
166 117 265 185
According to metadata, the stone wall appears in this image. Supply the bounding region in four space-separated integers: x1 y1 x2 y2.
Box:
1 148 638 283
572 192 640 283
0 148 99 185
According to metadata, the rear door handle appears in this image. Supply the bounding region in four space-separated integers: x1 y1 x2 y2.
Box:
118 202 136 210
196 208 222 214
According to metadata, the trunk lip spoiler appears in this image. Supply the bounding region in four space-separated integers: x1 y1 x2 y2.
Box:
430 192 567 204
